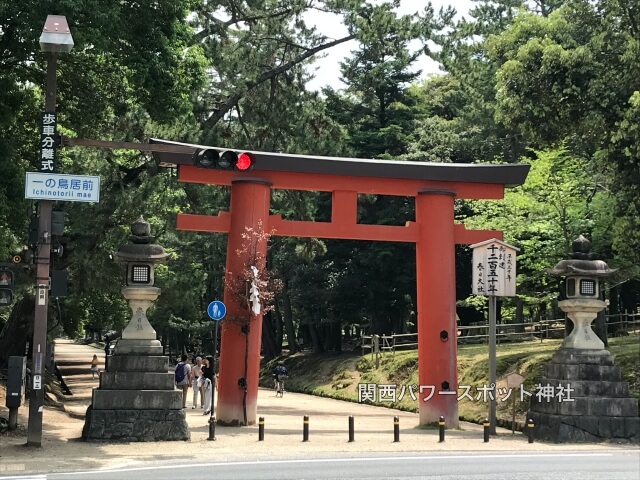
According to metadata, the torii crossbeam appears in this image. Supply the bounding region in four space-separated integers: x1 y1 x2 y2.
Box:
152 139 530 427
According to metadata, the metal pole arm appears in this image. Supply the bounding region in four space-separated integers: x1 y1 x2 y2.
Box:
58 135 196 154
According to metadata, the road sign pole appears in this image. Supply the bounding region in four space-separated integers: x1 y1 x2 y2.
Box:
209 321 218 441
488 294 497 436
206 300 225 441
27 50 57 448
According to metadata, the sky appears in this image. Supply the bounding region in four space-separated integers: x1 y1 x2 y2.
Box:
305 0 474 91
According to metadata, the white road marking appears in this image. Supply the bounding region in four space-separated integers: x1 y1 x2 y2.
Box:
53 452 615 476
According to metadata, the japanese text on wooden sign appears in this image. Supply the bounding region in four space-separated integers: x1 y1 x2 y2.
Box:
471 239 519 297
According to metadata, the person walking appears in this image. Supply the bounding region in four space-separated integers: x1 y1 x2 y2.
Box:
190 356 203 409
174 354 192 409
202 356 214 415
90 354 99 379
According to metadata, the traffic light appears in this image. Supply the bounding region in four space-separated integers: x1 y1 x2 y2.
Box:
0 269 14 306
193 149 255 172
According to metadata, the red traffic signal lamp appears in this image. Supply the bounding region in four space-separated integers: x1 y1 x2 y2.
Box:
193 149 255 172
0 269 14 306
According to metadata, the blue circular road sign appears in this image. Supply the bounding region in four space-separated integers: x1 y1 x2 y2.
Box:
207 300 226 321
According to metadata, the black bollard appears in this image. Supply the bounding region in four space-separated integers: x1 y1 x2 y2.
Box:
393 416 400 442
258 416 264 441
208 416 216 441
438 416 445 443
527 418 535 444
303 415 309 442
348 415 354 443
483 418 490 443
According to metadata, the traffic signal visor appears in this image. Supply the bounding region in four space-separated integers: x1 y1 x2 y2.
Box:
193 149 255 171
0 269 14 306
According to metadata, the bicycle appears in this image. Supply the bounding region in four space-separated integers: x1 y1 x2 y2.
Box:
274 374 287 397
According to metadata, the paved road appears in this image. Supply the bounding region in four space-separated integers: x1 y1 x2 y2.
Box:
1 451 639 480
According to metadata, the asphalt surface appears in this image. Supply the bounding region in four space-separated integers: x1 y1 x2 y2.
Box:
1 452 639 480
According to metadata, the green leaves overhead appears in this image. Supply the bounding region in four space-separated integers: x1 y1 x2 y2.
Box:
1 0 638 354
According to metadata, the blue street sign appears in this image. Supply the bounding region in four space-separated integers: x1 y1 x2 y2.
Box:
207 300 226 321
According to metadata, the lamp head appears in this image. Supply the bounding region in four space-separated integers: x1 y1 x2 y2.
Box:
40 15 74 53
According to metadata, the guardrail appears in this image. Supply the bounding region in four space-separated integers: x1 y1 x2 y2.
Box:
361 313 640 355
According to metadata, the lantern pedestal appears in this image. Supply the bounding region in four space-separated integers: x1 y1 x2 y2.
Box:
115 286 163 355
559 299 606 350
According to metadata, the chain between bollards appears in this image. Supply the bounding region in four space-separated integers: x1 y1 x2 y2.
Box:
258 416 264 441
438 416 445 442
348 415 354 442
393 416 400 442
303 415 309 442
483 418 490 443
527 418 535 444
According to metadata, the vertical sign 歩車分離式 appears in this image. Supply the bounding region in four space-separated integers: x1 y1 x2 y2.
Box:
39 112 57 173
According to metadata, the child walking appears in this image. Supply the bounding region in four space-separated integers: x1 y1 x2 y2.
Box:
91 354 99 379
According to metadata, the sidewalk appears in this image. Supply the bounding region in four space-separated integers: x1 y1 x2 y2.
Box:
0 339 635 476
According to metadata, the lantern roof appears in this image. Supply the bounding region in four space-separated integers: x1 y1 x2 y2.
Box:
112 216 169 264
548 235 617 278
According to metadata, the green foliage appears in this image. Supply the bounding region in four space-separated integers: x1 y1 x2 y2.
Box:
1 0 638 357
463 147 614 309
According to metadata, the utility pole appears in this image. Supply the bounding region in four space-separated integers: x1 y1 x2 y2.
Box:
27 15 73 447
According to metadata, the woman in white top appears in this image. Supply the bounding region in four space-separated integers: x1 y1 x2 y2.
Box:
191 356 204 408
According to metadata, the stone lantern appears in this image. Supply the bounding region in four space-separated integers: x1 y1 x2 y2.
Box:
527 235 638 443
547 235 616 349
111 216 168 355
82 217 189 441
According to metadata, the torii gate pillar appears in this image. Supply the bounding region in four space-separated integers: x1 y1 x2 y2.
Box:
217 180 270 426
416 190 458 426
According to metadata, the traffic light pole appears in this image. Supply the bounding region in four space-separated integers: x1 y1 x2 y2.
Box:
27 51 57 447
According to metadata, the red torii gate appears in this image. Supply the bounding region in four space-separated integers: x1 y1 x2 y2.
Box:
153 139 530 427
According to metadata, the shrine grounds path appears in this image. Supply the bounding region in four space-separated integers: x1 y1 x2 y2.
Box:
0 339 637 476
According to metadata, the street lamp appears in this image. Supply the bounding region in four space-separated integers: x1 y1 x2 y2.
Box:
27 15 73 448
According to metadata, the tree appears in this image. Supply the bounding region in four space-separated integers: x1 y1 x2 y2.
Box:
462 147 615 319
0 0 206 349
487 0 640 279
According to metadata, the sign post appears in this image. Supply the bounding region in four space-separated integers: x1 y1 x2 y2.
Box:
206 300 226 441
27 15 74 447
470 238 519 435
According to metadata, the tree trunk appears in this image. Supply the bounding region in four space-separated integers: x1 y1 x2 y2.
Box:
594 309 608 347
608 286 620 336
260 311 278 361
331 319 341 352
308 320 325 354
280 287 298 354
0 295 35 365
514 297 525 333
274 301 283 352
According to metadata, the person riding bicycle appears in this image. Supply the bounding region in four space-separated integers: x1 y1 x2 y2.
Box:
273 361 288 380
273 361 288 394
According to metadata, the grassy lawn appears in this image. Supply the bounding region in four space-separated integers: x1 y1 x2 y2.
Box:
261 333 640 426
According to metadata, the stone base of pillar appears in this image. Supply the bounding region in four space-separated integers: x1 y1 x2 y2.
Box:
528 348 639 443
82 407 189 441
82 348 189 442
113 338 163 355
